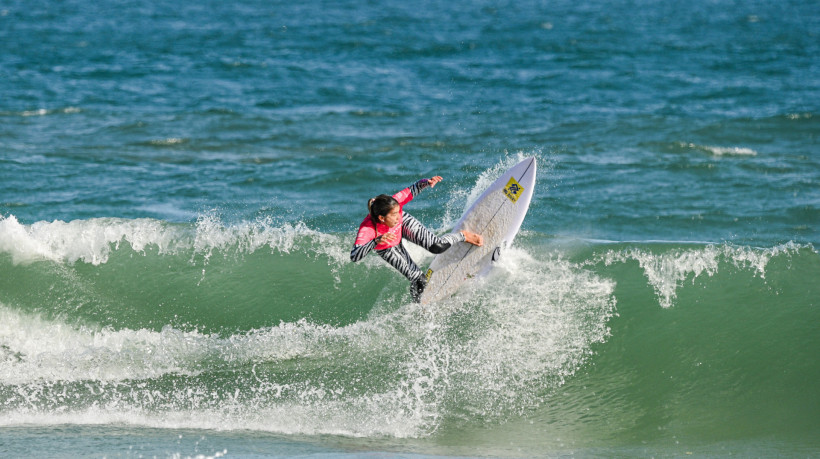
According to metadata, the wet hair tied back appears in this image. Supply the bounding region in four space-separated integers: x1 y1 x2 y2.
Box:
369 194 398 225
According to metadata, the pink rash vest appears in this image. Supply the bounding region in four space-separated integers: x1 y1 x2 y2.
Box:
354 181 424 250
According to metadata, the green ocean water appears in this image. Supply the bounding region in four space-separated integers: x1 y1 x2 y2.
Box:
2 0 819 456
1 217 817 456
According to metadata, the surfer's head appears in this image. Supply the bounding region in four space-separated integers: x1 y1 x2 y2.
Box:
369 194 400 227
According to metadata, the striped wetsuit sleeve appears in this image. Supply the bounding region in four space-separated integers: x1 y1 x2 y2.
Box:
350 238 378 262
409 178 430 198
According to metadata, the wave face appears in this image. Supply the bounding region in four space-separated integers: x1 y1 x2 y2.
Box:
1 214 817 451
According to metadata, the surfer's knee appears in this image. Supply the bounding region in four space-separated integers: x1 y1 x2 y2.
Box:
429 242 451 254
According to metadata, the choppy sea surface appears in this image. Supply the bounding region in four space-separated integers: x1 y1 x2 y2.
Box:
1 0 818 457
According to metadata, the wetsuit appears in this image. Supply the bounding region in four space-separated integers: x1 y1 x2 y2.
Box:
351 178 465 301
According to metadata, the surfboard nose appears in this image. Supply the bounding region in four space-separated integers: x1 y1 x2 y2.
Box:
420 156 537 303
525 156 537 172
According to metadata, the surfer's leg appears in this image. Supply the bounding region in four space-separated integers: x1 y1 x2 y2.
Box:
402 213 465 254
376 243 427 302
409 277 426 303
376 243 424 282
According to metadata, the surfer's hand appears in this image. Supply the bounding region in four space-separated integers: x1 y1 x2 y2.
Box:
378 232 397 244
428 176 443 187
462 231 483 247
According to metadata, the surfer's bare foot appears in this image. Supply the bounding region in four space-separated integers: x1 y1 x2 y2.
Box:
462 231 483 247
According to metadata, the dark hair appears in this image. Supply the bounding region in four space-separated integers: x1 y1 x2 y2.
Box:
368 194 398 226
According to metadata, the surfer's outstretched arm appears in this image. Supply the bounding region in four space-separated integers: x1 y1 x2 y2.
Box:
401 176 441 201
408 179 430 197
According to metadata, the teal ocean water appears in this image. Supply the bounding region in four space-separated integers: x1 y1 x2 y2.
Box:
2 0 819 457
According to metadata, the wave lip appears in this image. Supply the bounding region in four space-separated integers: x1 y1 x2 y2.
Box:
591 241 812 308
0 213 353 267
0 215 180 265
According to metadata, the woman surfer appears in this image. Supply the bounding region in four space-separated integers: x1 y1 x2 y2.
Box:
351 176 483 301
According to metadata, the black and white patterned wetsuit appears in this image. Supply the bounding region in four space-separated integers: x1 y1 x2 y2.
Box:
351 179 465 301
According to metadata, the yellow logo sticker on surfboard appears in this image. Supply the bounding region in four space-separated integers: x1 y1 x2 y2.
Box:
502 176 525 202
425 268 434 281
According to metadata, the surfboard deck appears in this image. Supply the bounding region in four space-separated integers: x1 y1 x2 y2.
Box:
419 157 536 304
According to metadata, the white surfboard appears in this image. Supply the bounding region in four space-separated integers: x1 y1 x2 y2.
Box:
420 157 536 304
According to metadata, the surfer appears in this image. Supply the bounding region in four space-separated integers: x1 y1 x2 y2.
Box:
351 176 483 302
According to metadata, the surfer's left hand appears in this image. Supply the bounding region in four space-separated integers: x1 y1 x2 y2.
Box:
428 176 443 187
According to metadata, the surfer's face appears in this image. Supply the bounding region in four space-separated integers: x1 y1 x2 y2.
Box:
380 205 400 228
